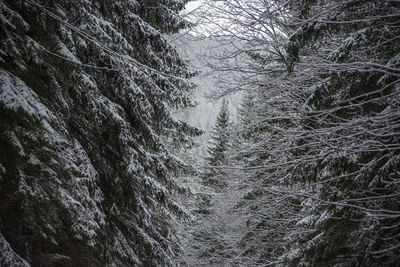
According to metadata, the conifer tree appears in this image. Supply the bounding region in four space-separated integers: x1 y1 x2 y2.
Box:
0 0 201 266
200 0 400 265
202 99 232 186
237 91 256 141
206 99 232 166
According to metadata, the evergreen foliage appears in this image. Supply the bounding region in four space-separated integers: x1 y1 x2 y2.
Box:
205 99 232 167
279 2 400 265
0 0 201 266
197 0 400 266
236 91 256 141
203 98 232 186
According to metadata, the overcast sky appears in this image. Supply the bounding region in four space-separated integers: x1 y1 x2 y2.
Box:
184 0 203 14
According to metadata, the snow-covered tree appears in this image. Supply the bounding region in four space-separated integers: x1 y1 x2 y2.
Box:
197 0 400 265
278 1 400 265
206 99 232 166
236 91 257 141
0 0 201 266
200 98 232 187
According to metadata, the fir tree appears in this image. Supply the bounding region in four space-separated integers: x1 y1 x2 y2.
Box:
203 99 232 186
206 99 232 166
198 0 400 265
237 91 256 141
0 0 201 266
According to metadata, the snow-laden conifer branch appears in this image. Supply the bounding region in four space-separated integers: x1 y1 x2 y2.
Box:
25 0 188 80
0 0 200 265
192 0 400 265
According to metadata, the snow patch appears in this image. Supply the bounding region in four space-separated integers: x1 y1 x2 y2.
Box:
296 215 315 226
0 69 53 120
0 233 30 267
0 163 5 174
57 42 80 63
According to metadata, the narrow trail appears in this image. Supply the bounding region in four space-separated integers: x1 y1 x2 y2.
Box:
176 170 252 266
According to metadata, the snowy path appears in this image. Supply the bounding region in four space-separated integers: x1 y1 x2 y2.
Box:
176 171 252 266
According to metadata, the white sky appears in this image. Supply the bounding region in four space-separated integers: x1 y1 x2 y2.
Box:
184 0 203 14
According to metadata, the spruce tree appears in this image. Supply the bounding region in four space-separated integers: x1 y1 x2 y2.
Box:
203 99 232 184
237 91 256 141
279 2 400 265
206 99 232 165
0 0 201 266
199 0 400 265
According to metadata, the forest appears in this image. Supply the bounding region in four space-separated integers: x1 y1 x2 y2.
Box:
0 0 399 266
